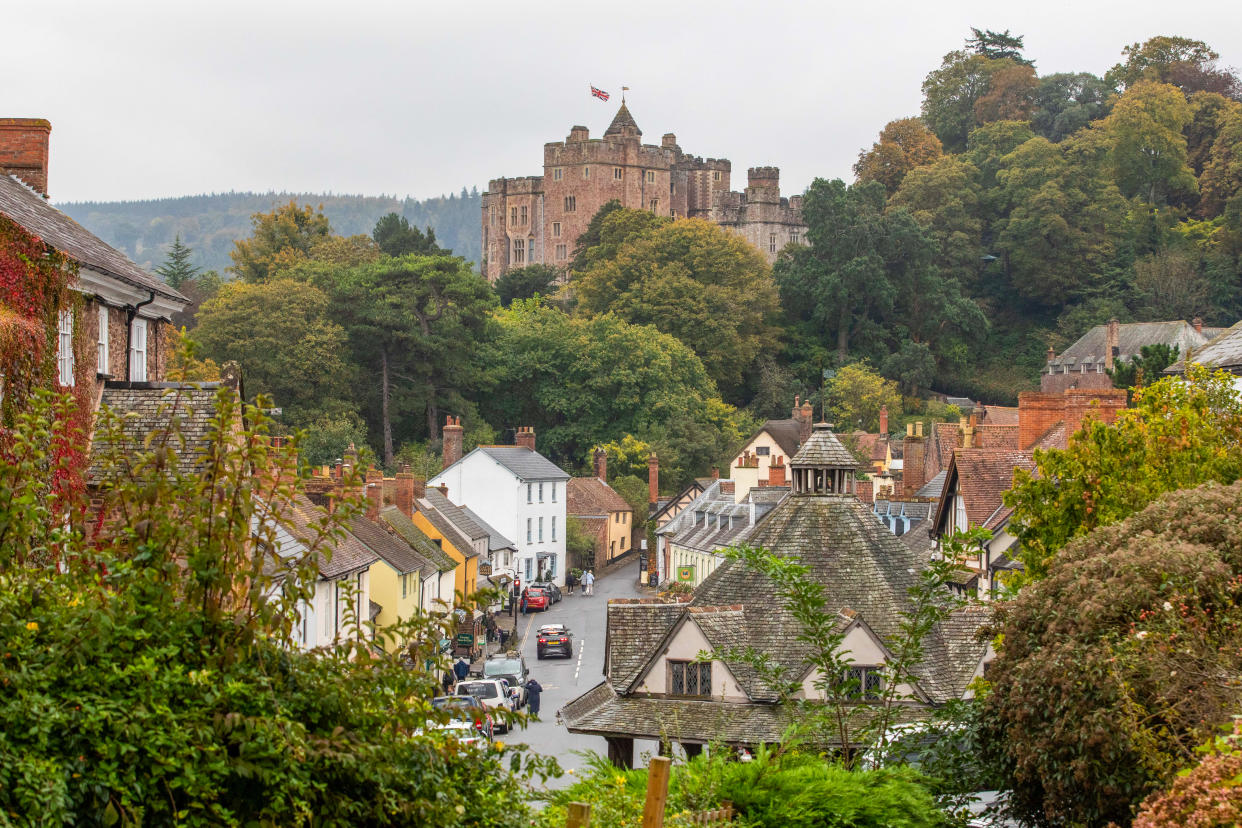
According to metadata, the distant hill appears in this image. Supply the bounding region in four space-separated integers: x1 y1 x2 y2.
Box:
57 189 483 274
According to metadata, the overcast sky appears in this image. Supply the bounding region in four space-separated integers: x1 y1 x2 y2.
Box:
8 0 1242 205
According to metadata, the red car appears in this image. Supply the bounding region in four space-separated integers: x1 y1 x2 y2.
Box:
523 587 551 613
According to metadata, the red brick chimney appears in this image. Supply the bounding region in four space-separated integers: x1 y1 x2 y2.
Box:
648 452 659 505
515 426 536 451
395 464 421 518
902 422 926 499
1193 316 1203 334
711 465 719 480
0 118 51 197
769 456 787 486
879 405 889 435
798 401 814 445
593 447 607 481
442 415 463 469
365 467 384 521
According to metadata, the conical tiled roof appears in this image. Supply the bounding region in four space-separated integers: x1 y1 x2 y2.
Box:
604 103 642 137
791 423 858 468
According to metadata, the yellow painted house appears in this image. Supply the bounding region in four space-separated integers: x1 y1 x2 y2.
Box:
413 491 485 612
346 514 431 653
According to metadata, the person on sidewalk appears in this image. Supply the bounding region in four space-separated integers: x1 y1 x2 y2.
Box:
565 570 576 595
453 656 470 682
525 677 543 718
583 569 595 596
520 587 529 614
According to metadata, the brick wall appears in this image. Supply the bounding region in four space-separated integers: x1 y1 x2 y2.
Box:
1018 388 1128 449
0 118 51 195
1040 367 1114 394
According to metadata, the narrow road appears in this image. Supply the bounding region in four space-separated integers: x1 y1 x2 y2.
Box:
507 558 655 789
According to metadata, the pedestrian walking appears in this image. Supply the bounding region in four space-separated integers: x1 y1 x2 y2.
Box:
520 587 529 615
565 570 576 595
583 569 595 596
453 656 470 682
525 677 543 718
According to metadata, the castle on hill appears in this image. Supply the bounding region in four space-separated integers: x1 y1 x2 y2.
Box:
480 103 805 282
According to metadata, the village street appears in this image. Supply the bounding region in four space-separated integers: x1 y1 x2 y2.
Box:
504 558 658 791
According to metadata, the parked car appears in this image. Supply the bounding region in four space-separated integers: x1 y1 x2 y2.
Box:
531 580 562 603
430 695 494 740
483 652 530 708
523 587 551 613
537 623 573 659
454 679 516 733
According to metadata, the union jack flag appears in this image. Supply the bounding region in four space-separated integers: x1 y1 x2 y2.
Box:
590 85 610 102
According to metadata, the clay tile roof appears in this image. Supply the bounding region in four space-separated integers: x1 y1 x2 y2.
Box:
974 424 1020 450
1033 421 1068 451
947 448 1038 530
567 477 632 517
980 405 1019 426
929 422 961 477
269 494 380 579
790 424 857 468
88 385 231 485
603 102 642 137
0 174 186 302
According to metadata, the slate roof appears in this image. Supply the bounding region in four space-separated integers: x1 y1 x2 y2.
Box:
1053 320 1213 370
915 470 946 500
268 494 380 579
346 513 427 575
604 600 687 688
603 102 642 137
472 446 569 481
380 506 456 572
757 418 803 458
1166 319 1242 374
0 174 185 302
423 488 488 541
460 506 516 553
88 385 230 485
415 496 478 557
659 482 785 555
790 423 857 468
567 476 632 517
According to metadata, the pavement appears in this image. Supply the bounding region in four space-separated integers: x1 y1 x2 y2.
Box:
483 557 659 792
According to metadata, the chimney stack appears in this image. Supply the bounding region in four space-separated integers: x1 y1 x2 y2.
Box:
879 405 889 436
792 395 801 420
365 467 384 521
903 423 926 499
1105 318 1120 372
769 456 786 487
648 452 659 506
593 447 608 481
395 464 421 518
711 465 719 480
1193 316 1203 334
0 118 51 197
515 426 536 451
442 415 464 469
798 401 814 445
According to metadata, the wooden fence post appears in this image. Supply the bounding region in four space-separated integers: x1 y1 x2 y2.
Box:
641 755 672 828
565 801 591 828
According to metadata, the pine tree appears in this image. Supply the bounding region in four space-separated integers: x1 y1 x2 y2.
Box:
155 235 200 289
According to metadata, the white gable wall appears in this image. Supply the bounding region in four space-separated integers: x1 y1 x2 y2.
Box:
793 623 915 700
634 616 748 702
730 430 789 502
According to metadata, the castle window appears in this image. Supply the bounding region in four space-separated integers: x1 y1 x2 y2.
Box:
489 206 495 225
583 167 590 179
513 238 525 264
511 207 518 225
671 183 676 194
712 171 721 182
564 196 576 212
552 222 561 238
520 205 528 224
791 231 800 245
770 233 778 253
556 244 567 260
646 170 655 183
649 199 659 212
553 167 563 181
613 167 623 180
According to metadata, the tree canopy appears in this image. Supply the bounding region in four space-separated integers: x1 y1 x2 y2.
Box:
228 201 333 283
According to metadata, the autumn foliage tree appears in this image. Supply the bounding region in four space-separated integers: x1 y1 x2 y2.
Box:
983 478 1242 827
854 118 944 195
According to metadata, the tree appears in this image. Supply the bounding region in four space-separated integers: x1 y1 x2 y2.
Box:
482 300 753 490
1030 72 1115 143
0 391 549 825
1102 81 1198 204
1108 343 1180 390
1197 102 1242 217
494 264 560 307
880 341 937 397
192 278 355 428
372 212 444 257
1133 731 1242 828
921 51 1000 152
972 62 1038 124
1108 36 1241 98
965 28 1031 65
890 156 985 289
313 255 496 466
983 479 1242 827
825 362 902 432
154 234 200 289
229 201 332 283
564 515 597 572
1006 366 1242 580
1132 249 1212 320
853 118 944 195
574 215 780 401
569 199 624 272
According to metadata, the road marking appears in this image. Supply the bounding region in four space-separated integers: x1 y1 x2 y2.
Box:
574 639 584 683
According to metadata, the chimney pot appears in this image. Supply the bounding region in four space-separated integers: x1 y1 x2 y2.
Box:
915 421 924 438
593 447 608 481
442 415 464 469
879 404 889 436
515 426 536 451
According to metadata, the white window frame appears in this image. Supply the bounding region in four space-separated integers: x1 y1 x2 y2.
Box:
57 309 75 387
538 517 544 543
551 516 557 542
526 518 532 544
130 317 148 382
97 304 109 375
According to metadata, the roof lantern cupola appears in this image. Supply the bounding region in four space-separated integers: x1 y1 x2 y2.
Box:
604 102 642 139
789 423 858 496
